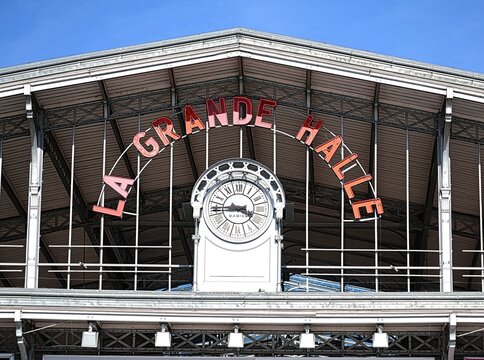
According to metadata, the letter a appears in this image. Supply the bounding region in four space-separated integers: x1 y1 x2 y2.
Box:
184 105 205 134
314 135 342 163
103 175 135 199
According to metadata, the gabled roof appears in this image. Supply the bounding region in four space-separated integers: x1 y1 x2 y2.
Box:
1 28 484 104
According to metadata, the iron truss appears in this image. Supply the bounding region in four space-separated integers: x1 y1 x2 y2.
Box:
1 327 477 359
0 76 483 143
0 178 481 243
25 329 446 356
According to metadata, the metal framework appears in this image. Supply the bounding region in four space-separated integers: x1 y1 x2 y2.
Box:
1 28 484 358
2 77 483 143
2 290 484 359
20 328 449 357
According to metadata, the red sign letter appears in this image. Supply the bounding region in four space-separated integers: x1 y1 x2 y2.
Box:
184 105 205 134
343 174 373 199
206 98 228 128
233 97 253 125
295 114 323 146
92 175 136 218
151 117 181 146
254 99 277 129
332 153 359 180
352 198 384 219
103 175 135 199
93 200 126 218
133 131 160 158
314 135 342 163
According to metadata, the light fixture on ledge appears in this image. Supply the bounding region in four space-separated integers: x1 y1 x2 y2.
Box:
372 325 389 348
81 325 99 348
155 324 171 347
299 325 316 349
228 325 244 348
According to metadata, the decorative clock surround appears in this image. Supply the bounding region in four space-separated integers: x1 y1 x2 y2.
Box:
191 158 285 292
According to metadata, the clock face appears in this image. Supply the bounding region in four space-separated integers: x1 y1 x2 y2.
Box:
204 179 272 243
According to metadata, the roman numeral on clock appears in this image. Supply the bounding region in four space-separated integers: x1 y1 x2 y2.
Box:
252 214 264 225
253 195 262 203
235 182 243 193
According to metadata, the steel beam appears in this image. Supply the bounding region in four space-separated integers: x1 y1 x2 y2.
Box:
1 77 445 139
438 89 454 292
306 70 315 200
446 313 456 360
4 77 484 145
14 311 28 360
367 83 380 197
24 86 43 289
168 68 199 181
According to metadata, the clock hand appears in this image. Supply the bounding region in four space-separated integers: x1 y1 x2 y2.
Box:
211 204 251 215
239 208 253 217
211 205 246 212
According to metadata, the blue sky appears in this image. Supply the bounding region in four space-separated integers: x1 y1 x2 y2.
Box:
1 0 484 73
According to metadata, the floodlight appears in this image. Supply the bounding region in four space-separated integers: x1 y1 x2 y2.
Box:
155 324 171 347
372 325 389 348
81 325 99 348
299 325 315 349
228 325 244 348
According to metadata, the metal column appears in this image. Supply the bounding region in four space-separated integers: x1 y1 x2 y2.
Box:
24 85 44 289
438 88 453 292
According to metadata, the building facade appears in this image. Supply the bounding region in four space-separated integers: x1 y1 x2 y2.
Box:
1 29 484 359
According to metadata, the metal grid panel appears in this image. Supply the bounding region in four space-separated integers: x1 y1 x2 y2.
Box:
136 140 195 193
417 229 440 291
104 69 171 97
311 113 343 188
377 126 427 204
451 139 480 216
377 125 406 202
41 152 70 211
0 188 17 218
250 106 306 180
452 233 480 291
0 239 24 287
116 112 195 193
311 71 374 100
0 137 30 210
243 58 306 87
173 58 238 85
39 227 98 288
406 131 435 204
379 84 444 113
53 124 130 204
190 125 245 171
251 125 274 171
36 82 103 109
0 94 24 117
453 97 484 122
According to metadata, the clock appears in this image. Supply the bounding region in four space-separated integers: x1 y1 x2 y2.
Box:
204 179 272 244
191 158 285 292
